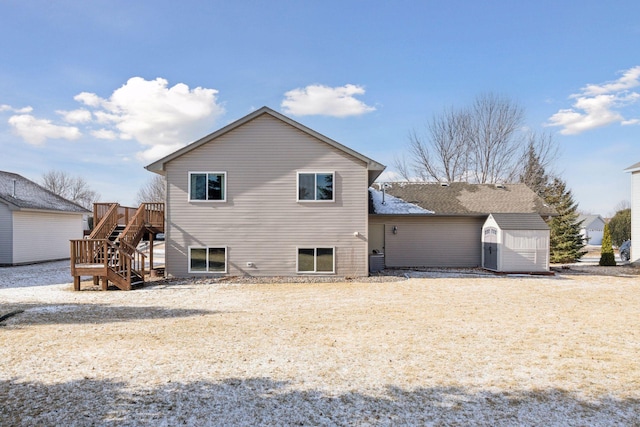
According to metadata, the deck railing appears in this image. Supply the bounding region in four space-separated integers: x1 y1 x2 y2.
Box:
143 202 164 228
70 239 146 289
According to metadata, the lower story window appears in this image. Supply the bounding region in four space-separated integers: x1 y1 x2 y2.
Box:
189 247 227 273
297 247 334 273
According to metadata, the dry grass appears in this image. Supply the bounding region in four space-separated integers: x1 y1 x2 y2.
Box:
2 268 640 425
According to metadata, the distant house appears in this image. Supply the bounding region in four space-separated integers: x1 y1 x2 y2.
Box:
577 214 605 245
369 182 556 270
625 161 640 263
0 171 89 266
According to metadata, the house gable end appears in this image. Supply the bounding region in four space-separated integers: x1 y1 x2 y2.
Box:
146 107 385 184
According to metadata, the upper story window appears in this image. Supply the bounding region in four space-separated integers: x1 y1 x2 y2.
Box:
298 172 334 201
189 172 226 202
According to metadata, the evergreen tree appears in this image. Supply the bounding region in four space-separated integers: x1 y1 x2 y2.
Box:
599 222 616 266
608 208 631 247
544 178 586 263
519 141 548 196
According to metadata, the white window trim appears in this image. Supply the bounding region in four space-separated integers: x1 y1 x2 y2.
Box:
296 246 336 274
188 171 227 202
296 171 335 202
188 245 228 274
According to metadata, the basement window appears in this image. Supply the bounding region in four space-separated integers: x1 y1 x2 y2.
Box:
189 246 227 273
297 247 335 273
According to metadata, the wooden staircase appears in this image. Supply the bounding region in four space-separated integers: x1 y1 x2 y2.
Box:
70 202 164 291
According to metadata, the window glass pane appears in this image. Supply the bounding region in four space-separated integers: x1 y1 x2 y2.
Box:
208 174 224 200
190 174 207 200
316 248 334 272
190 248 207 271
298 248 315 271
208 247 226 272
298 174 315 200
316 174 333 200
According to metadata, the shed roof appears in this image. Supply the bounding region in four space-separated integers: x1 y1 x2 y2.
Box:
488 213 549 230
371 182 556 216
0 171 89 213
146 106 386 185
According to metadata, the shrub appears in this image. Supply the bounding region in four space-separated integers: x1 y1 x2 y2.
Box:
599 223 616 266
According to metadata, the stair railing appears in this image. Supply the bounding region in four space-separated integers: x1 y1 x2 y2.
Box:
119 241 147 278
90 203 120 239
119 205 146 251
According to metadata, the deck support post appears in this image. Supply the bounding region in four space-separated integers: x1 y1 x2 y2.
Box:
101 277 108 291
149 233 155 273
73 276 80 291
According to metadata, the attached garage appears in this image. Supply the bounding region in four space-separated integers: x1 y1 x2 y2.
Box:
368 183 556 271
369 216 485 268
482 213 550 273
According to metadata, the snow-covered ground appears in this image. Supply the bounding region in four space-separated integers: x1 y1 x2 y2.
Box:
2 256 640 426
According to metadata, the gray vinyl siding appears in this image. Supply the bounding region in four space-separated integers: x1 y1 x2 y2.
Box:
0 202 13 264
164 114 369 277
632 171 640 263
369 216 485 268
13 211 83 264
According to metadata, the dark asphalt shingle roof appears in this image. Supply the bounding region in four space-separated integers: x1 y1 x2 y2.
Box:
371 182 556 216
490 213 549 230
0 171 89 213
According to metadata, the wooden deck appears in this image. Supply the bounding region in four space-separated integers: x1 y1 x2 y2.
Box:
70 202 164 291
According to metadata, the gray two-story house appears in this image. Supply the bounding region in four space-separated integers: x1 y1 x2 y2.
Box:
146 107 386 277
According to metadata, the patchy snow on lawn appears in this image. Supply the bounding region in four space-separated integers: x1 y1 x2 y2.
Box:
369 188 434 214
2 260 640 426
0 260 73 289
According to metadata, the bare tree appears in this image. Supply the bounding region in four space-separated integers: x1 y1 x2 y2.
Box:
41 170 100 210
136 175 165 204
396 93 557 184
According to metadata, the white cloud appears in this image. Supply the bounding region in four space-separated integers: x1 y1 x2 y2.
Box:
1 104 33 114
281 84 376 117
91 128 117 139
136 143 185 163
58 108 92 124
547 66 640 134
75 77 225 160
8 114 81 145
74 92 103 107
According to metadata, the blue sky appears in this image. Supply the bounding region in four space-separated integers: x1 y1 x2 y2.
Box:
1 0 638 215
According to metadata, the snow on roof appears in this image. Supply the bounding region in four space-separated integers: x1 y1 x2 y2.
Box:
0 171 89 213
369 188 434 215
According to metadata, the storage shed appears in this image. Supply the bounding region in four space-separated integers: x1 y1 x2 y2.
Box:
482 213 550 273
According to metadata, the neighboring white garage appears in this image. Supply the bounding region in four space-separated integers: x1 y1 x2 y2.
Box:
368 183 556 271
0 171 89 266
